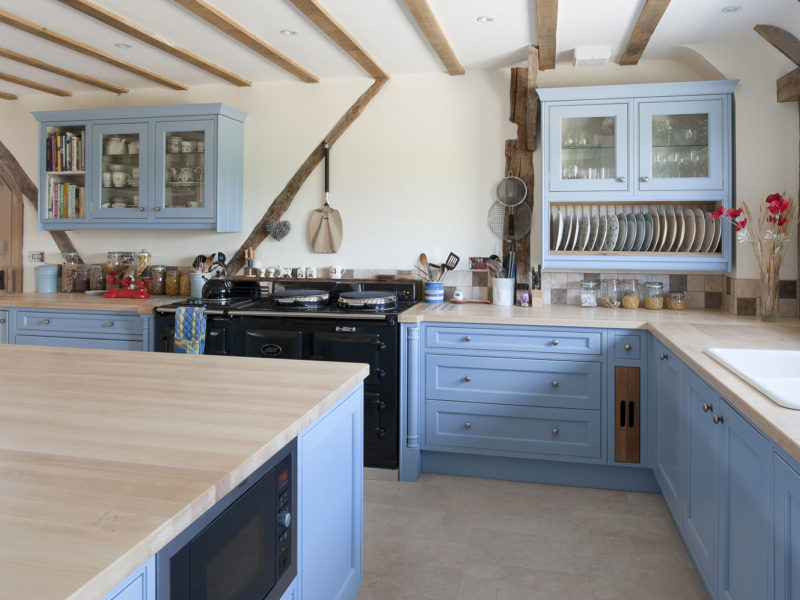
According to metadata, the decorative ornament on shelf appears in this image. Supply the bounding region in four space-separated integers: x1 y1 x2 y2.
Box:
712 192 798 321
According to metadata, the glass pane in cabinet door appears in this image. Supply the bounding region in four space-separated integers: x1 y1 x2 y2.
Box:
651 114 708 179
561 116 616 180
164 130 205 209
101 133 140 210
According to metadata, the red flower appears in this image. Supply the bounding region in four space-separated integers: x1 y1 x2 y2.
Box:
733 218 748 232
768 215 776 223
778 217 787 226
766 193 783 204
711 206 725 219
769 198 790 214
726 208 743 219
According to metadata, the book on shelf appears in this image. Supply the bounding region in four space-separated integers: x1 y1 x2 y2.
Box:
46 130 85 172
46 180 84 219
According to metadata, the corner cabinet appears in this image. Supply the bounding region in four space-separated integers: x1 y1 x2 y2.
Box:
33 103 245 232
539 80 737 272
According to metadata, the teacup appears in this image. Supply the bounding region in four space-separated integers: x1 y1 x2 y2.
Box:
330 265 343 279
102 172 112 187
176 167 195 183
167 137 182 153
181 141 197 153
127 140 139 154
109 164 125 172
130 167 139 186
112 172 130 187
197 141 205 153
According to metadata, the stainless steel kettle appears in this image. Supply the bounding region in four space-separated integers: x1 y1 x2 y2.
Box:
202 261 232 301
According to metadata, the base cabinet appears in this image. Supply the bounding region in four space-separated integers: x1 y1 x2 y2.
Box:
774 454 800 600
101 556 154 600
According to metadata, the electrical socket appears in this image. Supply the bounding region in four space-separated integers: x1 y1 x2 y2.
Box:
28 251 45 263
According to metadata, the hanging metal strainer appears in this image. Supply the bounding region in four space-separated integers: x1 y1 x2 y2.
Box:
496 172 527 207
488 201 532 241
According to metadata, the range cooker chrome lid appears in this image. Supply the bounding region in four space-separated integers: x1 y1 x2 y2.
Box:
338 290 397 308
272 289 330 306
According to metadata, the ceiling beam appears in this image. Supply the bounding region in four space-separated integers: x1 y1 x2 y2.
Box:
754 24 800 66
402 0 463 76
288 0 388 79
0 8 187 90
0 47 128 94
55 0 250 87
0 91 18 100
778 68 800 103
620 0 671 66
536 0 558 70
0 71 70 96
172 0 318 83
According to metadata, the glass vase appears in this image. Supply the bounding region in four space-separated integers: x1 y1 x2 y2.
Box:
759 267 780 322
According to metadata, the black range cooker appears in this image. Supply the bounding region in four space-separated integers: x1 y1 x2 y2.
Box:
154 279 418 469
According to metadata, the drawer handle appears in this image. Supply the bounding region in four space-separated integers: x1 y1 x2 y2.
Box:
703 402 713 413
660 352 668 360
551 339 558 346
103 321 114 327
618 176 627 183
713 414 724 425
641 176 650 182
463 376 471 383
464 422 472 430
551 380 559 388
552 428 559 436
138 206 145 212
464 336 471 342
624 344 632 351
42 319 51 325
154 206 161 212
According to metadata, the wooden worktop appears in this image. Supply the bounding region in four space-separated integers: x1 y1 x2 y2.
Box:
401 302 800 465
0 292 174 314
0 345 369 600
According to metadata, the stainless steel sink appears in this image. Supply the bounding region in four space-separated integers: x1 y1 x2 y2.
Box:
706 348 800 410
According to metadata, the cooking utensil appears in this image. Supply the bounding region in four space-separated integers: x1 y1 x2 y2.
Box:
308 141 343 253
496 172 527 207
435 264 446 282
488 202 531 241
419 253 429 278
444 252 460 272
204 255 214 272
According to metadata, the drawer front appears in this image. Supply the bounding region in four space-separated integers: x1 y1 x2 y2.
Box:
15 334 143 351
16 311 142 336
426 400 601 458
426 354 601 410
613 334 641 360
426 326 601 355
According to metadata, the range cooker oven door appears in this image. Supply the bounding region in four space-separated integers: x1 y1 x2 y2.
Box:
155 314 233 355
241 328 303 359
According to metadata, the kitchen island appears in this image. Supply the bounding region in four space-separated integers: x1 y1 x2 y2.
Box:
0 344 368 600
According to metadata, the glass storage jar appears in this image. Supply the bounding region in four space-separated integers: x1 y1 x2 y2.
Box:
165 269 180 296
89 264 106 291
179 268 192 296
61 251 81 292
621 279 640 309
666 291 687 310
643 282 664 310
72 265 90 293
580 280 598 307
600 279 620 308
149 265 166 295
136 249 151 277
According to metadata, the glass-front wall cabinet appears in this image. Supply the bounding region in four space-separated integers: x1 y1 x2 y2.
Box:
638 100 724 192
92 122 148 220
548 103 629 193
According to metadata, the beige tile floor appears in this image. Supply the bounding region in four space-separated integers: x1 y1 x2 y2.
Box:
356 473 708 600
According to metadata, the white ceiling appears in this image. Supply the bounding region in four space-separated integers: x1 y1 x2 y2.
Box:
0 0 797 98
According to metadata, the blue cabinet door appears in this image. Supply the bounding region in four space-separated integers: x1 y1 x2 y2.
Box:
684 371 721 595
0 310 7 344
91 122 150 220
101 556 155 600
653 342 686 518
774 454 800 600
299 385 363 600
718 400 770 600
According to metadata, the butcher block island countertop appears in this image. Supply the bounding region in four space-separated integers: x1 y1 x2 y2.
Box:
0 292 174 313
0 345 368 600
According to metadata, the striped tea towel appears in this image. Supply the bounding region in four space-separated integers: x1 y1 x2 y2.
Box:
174 305 206 354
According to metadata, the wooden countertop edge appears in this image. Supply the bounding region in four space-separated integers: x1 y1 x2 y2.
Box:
65 364 369 600
0 293 175 314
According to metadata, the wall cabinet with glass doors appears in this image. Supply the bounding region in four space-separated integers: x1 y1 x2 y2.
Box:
539 80 737 272
34 103 245 231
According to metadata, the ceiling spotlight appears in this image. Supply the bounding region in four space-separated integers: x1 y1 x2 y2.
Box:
114 42 132 49
280 29 298 36
721 5 742 12
476 16 495 23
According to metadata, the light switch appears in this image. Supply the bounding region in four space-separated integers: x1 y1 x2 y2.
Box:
28 251 45 263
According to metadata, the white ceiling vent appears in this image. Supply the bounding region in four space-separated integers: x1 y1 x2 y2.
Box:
573 45 611 67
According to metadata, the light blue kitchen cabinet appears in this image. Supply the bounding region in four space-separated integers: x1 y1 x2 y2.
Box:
298 384 363 600
279 578 297 600
773 452 800 600
101 555 154 600
33 103 245 231
0 310 7 344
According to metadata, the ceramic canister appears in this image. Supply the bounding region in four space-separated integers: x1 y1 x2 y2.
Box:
34 264 59 293
424 281 444 304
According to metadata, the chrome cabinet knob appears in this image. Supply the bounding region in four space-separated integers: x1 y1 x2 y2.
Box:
464 422 472 430
624 344 632 351
703 402 713 413
713 414 724 425
552 428 559 436
660 352 668 360
551 339 559 346
0 318 5 324
618 176 627 182
464 336 471 342
641 176 650 182
463 376 471 383
104 321 114 328
42 319 50 325
154 206 161 212
138 206 145 212
551 380 559 388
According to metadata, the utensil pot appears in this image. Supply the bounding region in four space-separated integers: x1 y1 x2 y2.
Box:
492 278 515 306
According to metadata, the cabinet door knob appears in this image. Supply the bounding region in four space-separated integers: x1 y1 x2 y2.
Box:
660 352 668 360
703 402 713 413
0 318 5 324
551 380 559 388
42 319 50 325
641 176 650 182
463 376 471 383
713 414 724 425
464 336 471 342
138 206 145 212
464 422 472 430
624 344 632 351
104 321 114 328
552 428 559 436
154 206 161 212
551 339 559 346
618 176 627 182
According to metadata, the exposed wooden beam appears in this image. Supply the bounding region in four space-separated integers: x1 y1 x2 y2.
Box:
0 72 70 96
289 0 388 79
754 24 800 67
778 68 800 103
402 0 464 76
55 0 250 87
0 92 17 100
526 45 539 152
172 0 318 83
228 78 387 274
0 47 127 94
620 0 671 66
536 0 558 70
0 9 187 90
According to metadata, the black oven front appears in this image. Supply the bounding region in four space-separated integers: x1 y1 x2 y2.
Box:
157 439 297 600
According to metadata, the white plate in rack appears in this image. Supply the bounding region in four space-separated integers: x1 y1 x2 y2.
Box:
691 208 705 252
681 208 695 252
605 214 619 251
642 212 654 251
554 210 564 250
615 212 628 250
665 208 677 252
589 215 600 251
624 213 637 251
632 213 645 251
700 211 715 252
578 215 591 251
563 214 574 251
649 210 660 251
658 208 668 251
572 212 581 250
596 215 607 251
711 214 722 252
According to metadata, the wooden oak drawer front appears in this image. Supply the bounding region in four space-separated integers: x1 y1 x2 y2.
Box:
425 327 601 355
426 355 601 410
426 400 601 457
613 334 641 360
16 311 142 336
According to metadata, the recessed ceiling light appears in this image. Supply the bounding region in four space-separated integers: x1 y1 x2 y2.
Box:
280 29 298 36
721 5 742 12
114 42 132 49
476 16 495 23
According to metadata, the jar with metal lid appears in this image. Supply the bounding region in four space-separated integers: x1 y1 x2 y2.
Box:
149 265 166 295
89 264 106 291
165 269 180 296
621 279 640 309
600 279 620 308
666 291 686 310
61 251 80 264
580 280 598 307
643 281 664 310
136 249 151 277
72 265 90 293
179 268 192 296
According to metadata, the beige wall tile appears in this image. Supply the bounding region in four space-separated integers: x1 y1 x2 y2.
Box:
780 298 797 317
542 288 552 304
567 273 583 284
736 279 758 298
567 288 580 305
687 275 704 292
686 291 704 309
550 272 568 288
705 275 724 292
